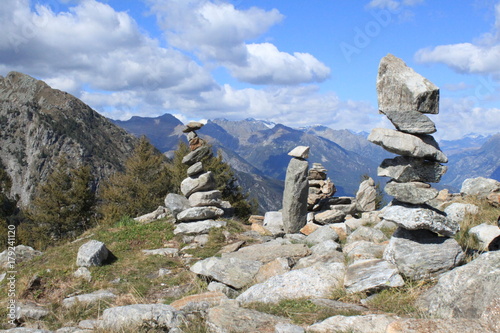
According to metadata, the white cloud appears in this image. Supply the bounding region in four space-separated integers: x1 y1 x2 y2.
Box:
415 2 500 75
0 0 216 94
148 0 330 85
226 43 331 85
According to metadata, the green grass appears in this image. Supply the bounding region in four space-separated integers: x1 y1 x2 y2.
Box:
246 299 363 326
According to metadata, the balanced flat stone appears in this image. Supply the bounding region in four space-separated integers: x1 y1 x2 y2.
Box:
176 206 224 222
383 228 464 280
183 121 204 133
180 171 216 197
384 181 438 205
378 156 447 183
288 145 310 159
368 128 447 163
384 110 436 134
187 161 204 177
380 202 458 237
282 158 309 233
377 53 439 114
188 190 222 207
174 220 226 235
182 145 212 165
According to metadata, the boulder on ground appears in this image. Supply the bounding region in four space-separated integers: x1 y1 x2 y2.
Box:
174 220 226 235
263 211 284 235
237 263 346 305
134 206 170 223
164 193 191 217
344 259 404 294
100 304 183 331
0 245 42 269
346 226 388 245
444 202 479 225
221 242 310 264
384 228 464 280
307 314 399 333
76 240 109 267
460 177 500 198
63 290 117 308
417 251 500 319
385 318 494 333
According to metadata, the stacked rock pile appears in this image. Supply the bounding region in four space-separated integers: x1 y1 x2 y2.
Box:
307 163 336 211
167 122 232 234
368 54 464 280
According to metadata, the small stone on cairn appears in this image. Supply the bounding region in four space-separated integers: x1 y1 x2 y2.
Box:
368 54 464 280
307 163 336 211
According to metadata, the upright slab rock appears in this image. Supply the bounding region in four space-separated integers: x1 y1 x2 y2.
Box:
377 53 439 114
356 177 377 212
282 151 309 233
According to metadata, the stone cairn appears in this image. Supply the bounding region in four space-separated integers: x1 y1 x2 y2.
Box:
307 163 336 211
369 54 464 279
167 121 232 234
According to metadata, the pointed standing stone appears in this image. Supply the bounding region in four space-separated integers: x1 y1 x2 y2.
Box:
282 149 309 233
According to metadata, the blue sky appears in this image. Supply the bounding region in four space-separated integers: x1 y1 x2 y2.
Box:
1 0 500 140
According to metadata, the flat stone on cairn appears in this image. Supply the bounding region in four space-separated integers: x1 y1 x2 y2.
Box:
369 54 462 279
183 121 205 133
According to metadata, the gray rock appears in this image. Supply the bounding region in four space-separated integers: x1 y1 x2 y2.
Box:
190 256 262 289
346 226 388 245
304 225 339 245
384 181 438 205
254 258 291 284
100 304 183 331
180 171 216 197
237 263 346 305
164 193 191 217
141 248 178 257
343 240 386 262
345 259 404 294
356 177 377 212
314 209 346 225
0 245 42 269
15 302 50 321
460 177 500 198
282 158 309 233
134 206 170 223
186 161 204 177
176 206 224 222
263 211 284 235
275 323 305 333
385 318 495 333
329 203 357 215
174 220 226 235
417 251 500 319
1 328 53 332
62 290 117 308
222 242 311 264
380 203 458 237
294 240 344 269
377 53 439 114
188 190 222 207
73 267 92 282
310 298 368 314
207 281 239 299
368 128 447 163
206 302 291 333
384 110 436 134
308 314 399 333
76 240 109 267
378 155 447 183
444 202 479 225
288 145 310 159
469 223 500 250
181 145 211 165
384 228 465 280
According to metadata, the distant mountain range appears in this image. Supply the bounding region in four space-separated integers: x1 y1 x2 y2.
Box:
112 113 500 211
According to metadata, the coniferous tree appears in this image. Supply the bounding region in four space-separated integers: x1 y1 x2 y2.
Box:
99 136 173 223
28 155 96 240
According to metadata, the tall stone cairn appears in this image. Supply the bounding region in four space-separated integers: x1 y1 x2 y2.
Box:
369 54 464 279
307 163 336 211
282 146 310 233
175 122 231 223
